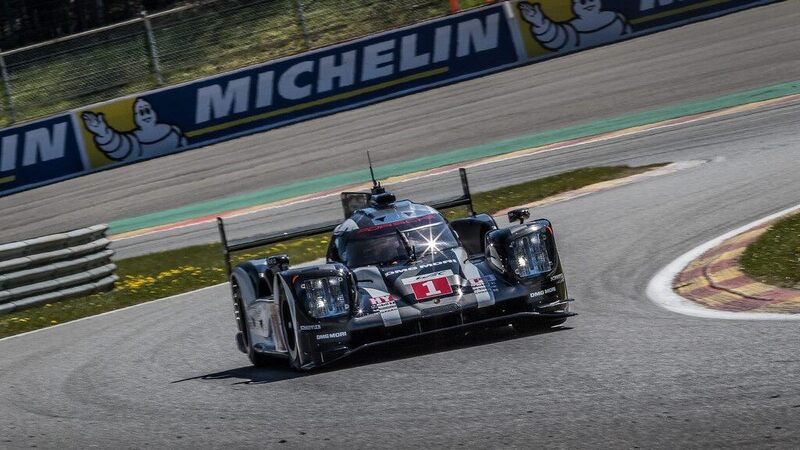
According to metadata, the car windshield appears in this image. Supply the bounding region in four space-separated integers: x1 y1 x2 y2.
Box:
336 215 459 268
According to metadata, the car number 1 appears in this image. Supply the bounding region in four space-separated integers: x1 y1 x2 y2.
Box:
410 277 452 300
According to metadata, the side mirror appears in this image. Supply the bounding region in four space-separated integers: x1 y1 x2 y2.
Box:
340 192 371 218
266 254 290 273
508 208 531 224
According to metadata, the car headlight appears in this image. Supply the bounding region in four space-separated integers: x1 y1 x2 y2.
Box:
298 276 350 318
508 232 552 278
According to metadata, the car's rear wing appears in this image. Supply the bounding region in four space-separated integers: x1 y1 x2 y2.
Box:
217 168 475 276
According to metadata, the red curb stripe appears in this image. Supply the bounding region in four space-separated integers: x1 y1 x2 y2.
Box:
758 289 800 302
676 266 706 284
713 275 760 291
684 286 723 300
706 257 739 273
719 297 774 312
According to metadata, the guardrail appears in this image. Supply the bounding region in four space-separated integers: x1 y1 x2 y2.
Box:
0 225 117 314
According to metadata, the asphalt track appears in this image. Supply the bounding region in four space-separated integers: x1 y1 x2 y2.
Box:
1 93 799 449
0 1 799 243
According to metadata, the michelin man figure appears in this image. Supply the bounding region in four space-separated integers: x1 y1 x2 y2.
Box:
82 98 187 162
518 0 631 52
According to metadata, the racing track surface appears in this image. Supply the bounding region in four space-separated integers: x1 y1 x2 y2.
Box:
0 1 798 242
1 98 799 448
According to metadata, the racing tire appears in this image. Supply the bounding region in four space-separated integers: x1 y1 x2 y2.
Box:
281 299 303 371
233 280 273 368
512 317 567 334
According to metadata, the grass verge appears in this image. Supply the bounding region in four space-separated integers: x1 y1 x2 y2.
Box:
740 212 800 289
0 163 664 338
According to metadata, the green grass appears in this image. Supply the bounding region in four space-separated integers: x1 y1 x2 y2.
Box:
740 213 800 289
3 0 488 126
0 163 664 338
444 164 665 221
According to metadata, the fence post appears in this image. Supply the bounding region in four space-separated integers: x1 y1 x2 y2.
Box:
293 0 311 49
141 11 164 86
0 49 16 124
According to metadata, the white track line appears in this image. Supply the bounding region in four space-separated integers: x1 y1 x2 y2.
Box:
646 203 800 320
0 283 227 344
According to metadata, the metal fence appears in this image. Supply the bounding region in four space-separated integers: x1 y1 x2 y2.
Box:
0 0 486 127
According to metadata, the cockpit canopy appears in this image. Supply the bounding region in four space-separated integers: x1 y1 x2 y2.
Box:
328 210 459 268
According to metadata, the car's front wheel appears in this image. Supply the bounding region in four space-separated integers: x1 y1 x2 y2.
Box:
281 299 304 370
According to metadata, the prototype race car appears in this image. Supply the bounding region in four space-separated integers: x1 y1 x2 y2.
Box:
217 168 575 370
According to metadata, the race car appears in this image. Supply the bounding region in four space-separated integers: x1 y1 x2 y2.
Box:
217 168 575 370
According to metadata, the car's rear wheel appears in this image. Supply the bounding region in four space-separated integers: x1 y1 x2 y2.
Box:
232 280 272 368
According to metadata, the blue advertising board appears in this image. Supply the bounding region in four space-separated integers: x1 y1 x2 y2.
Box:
0 114 86 195
0 1 781 195
74 4 521 172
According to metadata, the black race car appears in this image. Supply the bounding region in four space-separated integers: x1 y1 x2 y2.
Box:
217 168 575 370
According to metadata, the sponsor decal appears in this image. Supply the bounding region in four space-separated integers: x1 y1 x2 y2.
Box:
529 286 557 298
471 274 498 294
471 276 490 295
384 259 458 276
356 214 438 234
365 290 402 326
369 294 395 306
401 270 454 284
369 294 399 314
316 331 348 340
550 273 565 283
409 276 453 301
369 294 397 309
299 324 322 331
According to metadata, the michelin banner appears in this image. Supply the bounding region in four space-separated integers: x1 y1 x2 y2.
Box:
74 4 520 173
510 0 777 60
0 114 86 194
0 1 780 196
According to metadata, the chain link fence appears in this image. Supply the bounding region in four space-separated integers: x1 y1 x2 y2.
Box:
0 0 487 127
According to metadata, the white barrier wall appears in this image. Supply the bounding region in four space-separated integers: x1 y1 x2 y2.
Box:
0 224 117 313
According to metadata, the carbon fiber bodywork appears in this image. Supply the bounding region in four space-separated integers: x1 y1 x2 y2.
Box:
221 171 574 370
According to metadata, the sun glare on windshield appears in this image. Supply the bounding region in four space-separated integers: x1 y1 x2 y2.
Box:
408 225 450 259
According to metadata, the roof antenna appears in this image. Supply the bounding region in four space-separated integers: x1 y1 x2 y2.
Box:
367 151 385 194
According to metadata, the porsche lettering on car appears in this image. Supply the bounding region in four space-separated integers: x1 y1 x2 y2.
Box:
217 168 575 370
